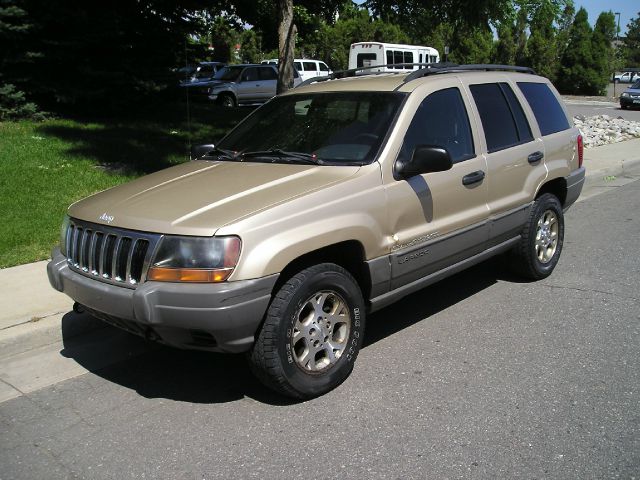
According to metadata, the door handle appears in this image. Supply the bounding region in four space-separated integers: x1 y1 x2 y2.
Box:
462 170 485 186
528 151 544 164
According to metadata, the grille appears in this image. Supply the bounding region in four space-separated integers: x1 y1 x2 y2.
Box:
65 219 161 288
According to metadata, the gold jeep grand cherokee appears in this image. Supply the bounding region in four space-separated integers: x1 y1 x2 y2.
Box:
48 64 585 399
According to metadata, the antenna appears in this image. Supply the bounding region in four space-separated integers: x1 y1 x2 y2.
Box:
184 37 192 160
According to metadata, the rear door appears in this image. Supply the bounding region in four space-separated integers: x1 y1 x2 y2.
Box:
255 66 278 101
464 78 546 245
237 67 260 103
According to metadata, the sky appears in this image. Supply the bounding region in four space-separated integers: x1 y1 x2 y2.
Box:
577 0 637 35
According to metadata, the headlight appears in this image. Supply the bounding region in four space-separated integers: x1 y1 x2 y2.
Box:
621 92 630 97
60 214 71 256
147 236 241 283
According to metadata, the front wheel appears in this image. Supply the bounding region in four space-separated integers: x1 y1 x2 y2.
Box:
509 193 565 280
249 263 366 399
217 93 236 107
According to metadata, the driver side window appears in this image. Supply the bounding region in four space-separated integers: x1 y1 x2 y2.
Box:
398 88 475 167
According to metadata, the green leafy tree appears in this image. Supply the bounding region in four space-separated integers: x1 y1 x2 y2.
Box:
514 7 529 66
450 26 494 64
557 7 600 94
555 3 575 62
623 12 640 67
494 21 517 65
526 1 558 80
591 11 616 89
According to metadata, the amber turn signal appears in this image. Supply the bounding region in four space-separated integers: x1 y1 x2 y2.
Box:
147 267 233 283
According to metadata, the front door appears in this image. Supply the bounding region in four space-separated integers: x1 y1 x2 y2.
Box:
383 86 489 289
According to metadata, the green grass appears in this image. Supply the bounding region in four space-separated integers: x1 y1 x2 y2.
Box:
0 103 250 268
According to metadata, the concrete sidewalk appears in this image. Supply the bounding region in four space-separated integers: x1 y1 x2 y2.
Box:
1 138 639 402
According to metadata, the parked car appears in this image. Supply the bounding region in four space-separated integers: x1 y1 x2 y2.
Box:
177 62 227 99
208 64 301 106
620 80 640 109
177 62 226 84
613 71 640 84
262 58 332 82
48 63 585 399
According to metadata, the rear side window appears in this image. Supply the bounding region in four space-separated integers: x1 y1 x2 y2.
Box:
398 87 475 165
303 61 316 72
470 83 533 153
241 67 258 82
517 82 570 136
258 67 277 81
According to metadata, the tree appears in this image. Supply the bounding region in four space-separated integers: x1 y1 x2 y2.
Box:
557 7 600 94
277 0 296 93
623 12 640 67
591 11 616 88
526 1 558 80
450 26 494 64
555 3 576 62
494 21 517 65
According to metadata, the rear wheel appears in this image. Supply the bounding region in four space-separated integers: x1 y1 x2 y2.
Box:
509 193 564 280
249 263 366 399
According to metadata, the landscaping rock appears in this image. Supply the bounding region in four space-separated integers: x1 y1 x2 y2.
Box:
574 114 640 148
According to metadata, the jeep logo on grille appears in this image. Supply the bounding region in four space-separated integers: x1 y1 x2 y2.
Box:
98 212 115 224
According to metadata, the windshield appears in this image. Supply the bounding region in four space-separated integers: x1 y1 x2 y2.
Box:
217 91 405 165
214 66 243 82
631 80 640 89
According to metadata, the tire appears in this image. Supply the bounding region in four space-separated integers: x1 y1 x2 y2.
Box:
218 93 236 107
509 193 564 280
249 263 366 399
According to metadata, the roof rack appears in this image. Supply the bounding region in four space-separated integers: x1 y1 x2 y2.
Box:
296 63 435 88
295 63 537 88
403 64 537 83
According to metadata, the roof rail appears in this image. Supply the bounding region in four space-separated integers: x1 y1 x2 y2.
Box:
403 63 537 83
296 63 435 88
295 63 537 89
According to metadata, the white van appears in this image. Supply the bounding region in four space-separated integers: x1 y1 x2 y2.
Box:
348 42 440 74
261 58 333 82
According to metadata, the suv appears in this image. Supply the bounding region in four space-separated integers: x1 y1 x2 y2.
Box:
208 64 301 106
620 80 640 110
262 58 332 82
48 64 585 399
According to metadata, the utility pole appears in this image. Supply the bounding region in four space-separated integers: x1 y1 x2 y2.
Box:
614 12 621 98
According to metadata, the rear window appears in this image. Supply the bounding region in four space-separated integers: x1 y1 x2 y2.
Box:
517 82 570 136
357 54 376 68
258 67 277 81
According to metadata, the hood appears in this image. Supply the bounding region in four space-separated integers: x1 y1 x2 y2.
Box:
69 160 360 236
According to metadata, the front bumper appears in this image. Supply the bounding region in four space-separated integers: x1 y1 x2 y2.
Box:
620 96 640 108
47 248 278 353
564 166 586 211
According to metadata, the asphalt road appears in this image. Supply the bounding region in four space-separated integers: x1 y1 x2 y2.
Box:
564 82 640 121
566 102 640 122
1 181 639 479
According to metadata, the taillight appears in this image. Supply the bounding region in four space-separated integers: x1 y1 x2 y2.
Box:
577 134 583 168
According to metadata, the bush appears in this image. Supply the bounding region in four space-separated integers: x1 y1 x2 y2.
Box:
0 83 46 121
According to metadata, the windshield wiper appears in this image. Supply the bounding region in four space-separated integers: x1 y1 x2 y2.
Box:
240 149 323 165
201 147 241 161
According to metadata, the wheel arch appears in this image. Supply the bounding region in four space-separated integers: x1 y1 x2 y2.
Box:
536 177 567 207
272 240 371 301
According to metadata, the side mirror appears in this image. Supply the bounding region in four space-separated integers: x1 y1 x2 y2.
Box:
395 145 453 178
190 143 216 160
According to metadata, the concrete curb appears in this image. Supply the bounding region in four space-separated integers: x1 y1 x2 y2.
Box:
1 138 639 348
